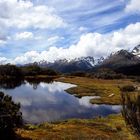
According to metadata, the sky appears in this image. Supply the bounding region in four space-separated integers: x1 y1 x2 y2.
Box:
0 0 140 64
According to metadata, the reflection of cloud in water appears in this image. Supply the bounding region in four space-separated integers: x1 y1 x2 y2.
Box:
79 96 100 107
1 81 121 124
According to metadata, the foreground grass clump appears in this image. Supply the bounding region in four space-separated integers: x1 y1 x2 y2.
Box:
16 114 137 140
121 90 140 137
57 77 137 104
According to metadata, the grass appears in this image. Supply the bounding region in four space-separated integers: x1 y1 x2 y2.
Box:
16 114 137 140
56 76 139 105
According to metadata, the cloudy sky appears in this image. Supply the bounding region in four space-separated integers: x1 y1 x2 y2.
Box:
0 0 140 64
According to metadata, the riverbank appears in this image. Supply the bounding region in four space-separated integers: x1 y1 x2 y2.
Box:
16 114 137 140
56 76 138 105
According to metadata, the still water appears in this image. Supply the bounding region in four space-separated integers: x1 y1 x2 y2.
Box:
0 80 121 124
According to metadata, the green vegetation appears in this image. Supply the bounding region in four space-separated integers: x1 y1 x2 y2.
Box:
0 64 58 81
21 64 58 76
16 114 137 140
0 64 23 80
0 92 22 139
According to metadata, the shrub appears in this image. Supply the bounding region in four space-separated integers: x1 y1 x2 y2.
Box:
0 92 22 139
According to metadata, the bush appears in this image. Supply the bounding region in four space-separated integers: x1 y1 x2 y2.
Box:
0 92 22 139
120 85 136 92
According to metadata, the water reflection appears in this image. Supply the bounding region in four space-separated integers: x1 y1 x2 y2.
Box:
121 92 140 137
0 81 121 124
0 78 24 89
25 77 54 90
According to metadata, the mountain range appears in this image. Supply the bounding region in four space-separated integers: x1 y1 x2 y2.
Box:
27 44 140 75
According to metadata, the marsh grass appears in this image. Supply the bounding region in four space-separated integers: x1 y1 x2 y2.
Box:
57 77 137 104
16 114 137 140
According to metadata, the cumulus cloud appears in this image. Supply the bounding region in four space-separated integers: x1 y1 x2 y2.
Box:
0 57 10 64
7 22 140 64
0 0 66 29
125 0 140 13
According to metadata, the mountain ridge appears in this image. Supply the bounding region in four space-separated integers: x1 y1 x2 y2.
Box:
24 44 140 74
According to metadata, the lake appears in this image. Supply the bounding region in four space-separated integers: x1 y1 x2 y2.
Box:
0 80 121 124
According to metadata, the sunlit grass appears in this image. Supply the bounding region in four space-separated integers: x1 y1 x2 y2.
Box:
16 114 137 140
57 76 137 104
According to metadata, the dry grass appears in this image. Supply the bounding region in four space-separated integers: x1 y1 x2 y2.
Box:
56 76 138 105
16 114 137 140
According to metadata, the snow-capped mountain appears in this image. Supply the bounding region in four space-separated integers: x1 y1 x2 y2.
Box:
132 44 140 57
99 49 140 69
37 56 95 73
25 44 140 74
94 57 104 66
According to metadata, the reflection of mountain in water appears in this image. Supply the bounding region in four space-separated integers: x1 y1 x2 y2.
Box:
121 92 140 137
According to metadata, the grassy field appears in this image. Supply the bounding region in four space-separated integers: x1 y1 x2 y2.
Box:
16 114 137 140
56 76 139 105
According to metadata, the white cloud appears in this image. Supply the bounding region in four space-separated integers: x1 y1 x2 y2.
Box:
125 0 140 13
47 36 64 45
79 26 88 32
0 57 10 64
14 32 34 40
47 36 60 43
0 0 66 29
0 40 6 45
2 22 140 64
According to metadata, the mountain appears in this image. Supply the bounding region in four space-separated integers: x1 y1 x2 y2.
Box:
99 49 140 69
24 45 140 75
97 45 140 75
132 44 140 57
38 56 95 73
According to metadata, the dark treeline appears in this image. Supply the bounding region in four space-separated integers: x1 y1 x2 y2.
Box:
0 64 139 81
0 64 23 79
116 63 140 76
20 64 58 76
0 64 58 79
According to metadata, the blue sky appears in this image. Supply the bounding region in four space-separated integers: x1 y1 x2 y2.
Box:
0 0 140 64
